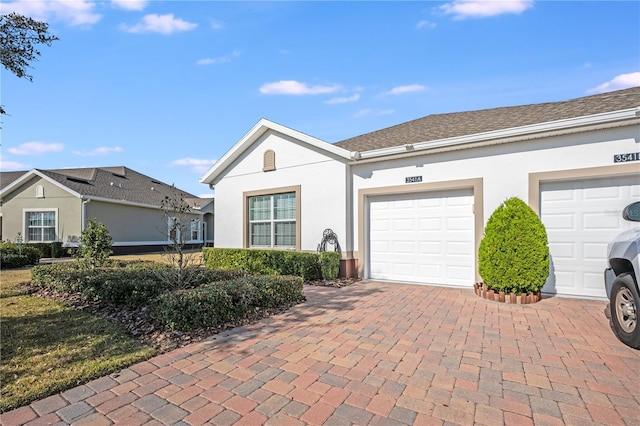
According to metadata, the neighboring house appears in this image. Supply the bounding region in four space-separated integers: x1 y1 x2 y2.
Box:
0 166 214 254
201 86 640 299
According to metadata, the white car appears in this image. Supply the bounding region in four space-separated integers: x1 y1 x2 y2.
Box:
605 201 640 349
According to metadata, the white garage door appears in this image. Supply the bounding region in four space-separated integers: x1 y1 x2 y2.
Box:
540 175 640 299
368 189 475 287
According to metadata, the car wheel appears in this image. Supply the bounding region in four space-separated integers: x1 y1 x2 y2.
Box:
610 274 640 350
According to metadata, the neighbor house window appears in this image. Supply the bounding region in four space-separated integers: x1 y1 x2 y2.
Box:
26 211 56 242
248 192 296 248
190 219 201 241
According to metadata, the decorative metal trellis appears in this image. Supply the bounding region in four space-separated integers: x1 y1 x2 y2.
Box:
317 228 341 253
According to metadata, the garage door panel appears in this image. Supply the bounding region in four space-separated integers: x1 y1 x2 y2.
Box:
393 218 414 231
447 217 472 230
583 212 622 229
583 243 607 260
370 219 389 231
584 273 603 290
368 189 474 287
583 185 625 200
543 213 575 230
541 174 639 298
419 241 441 255
419 217 441 230
447 241 473 256
393 241 414 253
549 242 574 259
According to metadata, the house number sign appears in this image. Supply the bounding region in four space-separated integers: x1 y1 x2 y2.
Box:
614 152 640 163
405 176 423 183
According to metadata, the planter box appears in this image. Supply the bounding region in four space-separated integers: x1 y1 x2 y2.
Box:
474 282 542 304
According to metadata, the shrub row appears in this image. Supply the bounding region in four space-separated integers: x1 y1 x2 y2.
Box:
202 248 341 281
26 242 65 259
0 243 41 269
31 261 245 309
31 260 304 332
150 275 305 330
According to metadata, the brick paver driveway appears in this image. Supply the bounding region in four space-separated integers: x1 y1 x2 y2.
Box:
2 282 639 425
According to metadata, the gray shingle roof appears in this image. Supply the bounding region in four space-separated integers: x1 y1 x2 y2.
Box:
1 166 210 208
335 87 640 152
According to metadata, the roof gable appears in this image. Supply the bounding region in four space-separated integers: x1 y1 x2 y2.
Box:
200 118 352 185
335 87 640 153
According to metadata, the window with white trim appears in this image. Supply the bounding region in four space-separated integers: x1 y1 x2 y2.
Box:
190 219 201 241
26 211 56 242
249 192 296 247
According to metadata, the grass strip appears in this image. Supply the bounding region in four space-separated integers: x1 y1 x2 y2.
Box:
0 267 155 412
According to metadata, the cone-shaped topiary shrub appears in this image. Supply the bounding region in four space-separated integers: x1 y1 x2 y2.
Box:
478 197 549 295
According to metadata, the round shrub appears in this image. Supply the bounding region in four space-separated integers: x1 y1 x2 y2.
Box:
0 243 41 268
478 197 549 294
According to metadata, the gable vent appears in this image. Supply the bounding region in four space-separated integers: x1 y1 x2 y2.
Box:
263 149 276 172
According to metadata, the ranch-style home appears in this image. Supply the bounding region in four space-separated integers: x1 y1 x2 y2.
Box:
201 87 640 299
0 166 214 254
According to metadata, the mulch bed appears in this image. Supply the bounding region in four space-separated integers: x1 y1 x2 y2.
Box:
21 277 359 354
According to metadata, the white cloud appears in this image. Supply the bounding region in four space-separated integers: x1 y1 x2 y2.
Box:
0 160 29 171
8 141 64 155
353 109 395 118
1 0 101 27
384 84 428 95
120 14 198 34
197 50 241 66
587 72 640 94
416 20 437 30
172 158 217 174
260 80 342 95
324 94 360 104
210 20 225 30
72 146 123 156
197 57 230 65
440 0 534 19
112 0 147 11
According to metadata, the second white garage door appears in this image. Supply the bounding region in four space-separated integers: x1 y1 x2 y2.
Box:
368 189 475 287
540 174 640 299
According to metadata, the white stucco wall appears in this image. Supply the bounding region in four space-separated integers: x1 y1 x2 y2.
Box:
213 130 350 251
350 124 639 253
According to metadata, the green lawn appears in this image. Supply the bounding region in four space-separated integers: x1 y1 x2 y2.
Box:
0 261 156 413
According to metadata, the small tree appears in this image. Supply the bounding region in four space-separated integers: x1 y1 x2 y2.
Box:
157 186 202 289
78 219 112 267
1 12 59 115
478 197 549 295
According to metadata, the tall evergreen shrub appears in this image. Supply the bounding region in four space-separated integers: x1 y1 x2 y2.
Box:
478 197 549 294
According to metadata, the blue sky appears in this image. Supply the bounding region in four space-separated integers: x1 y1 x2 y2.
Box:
1 0 639 198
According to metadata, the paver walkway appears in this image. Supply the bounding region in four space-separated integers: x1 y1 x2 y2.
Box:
2 281 639 425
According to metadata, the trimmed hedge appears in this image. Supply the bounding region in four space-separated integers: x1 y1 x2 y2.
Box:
0 243 41 269
478 197 550 294
150 275 305 330
203 248 341 280
25 242 64 259
31 260 245 309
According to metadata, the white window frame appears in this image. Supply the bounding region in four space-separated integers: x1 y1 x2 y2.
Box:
189 219 201 242
168 217 203 243
23 208 59 243
244 186 301 250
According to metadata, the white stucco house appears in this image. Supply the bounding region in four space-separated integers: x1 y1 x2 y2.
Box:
201 87 640 299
